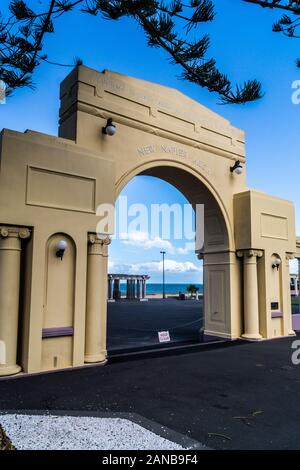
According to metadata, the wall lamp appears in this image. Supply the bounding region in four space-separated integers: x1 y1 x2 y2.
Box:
272 257 282 270
102 118 116 136
230 160 243 175
56 240 67 260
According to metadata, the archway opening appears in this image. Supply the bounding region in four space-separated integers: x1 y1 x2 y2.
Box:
107 165 231 353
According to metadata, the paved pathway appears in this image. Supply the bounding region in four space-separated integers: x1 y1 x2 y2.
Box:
1 337 300 449
107 298 203 351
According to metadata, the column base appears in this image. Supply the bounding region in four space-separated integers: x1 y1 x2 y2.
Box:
107 299 115 303
84 352 107 364
140 298 149 302
288 329 296 336
0 364 22 377
241 333 262 340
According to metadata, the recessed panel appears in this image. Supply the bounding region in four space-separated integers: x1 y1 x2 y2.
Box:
209 270 226 323
261 213 288 240
26 166 96 213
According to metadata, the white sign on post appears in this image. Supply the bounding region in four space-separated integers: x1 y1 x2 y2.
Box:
158 331 171 343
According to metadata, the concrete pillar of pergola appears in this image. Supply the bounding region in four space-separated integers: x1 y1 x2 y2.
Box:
113 278 121 300
132 279 136 299
136 279 141 299
107 275 150 301
107 277 114 302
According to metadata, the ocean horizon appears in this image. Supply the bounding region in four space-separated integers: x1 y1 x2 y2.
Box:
118 283 203 295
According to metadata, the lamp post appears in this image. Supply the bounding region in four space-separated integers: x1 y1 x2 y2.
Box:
160 250 166 299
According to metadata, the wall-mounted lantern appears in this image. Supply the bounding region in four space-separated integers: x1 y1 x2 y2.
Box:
102 118 116 136
272 257 282 270
56 240 67 260
230 160 243 175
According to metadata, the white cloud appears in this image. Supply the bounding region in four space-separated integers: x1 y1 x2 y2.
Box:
119 231 194 255
290 258 299 274
176 243 195 254
108 260 116 270
109 259 202 275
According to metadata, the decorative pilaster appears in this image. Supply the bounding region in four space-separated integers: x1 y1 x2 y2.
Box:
0 226 31 376
85 234 111 363
237 249 263 340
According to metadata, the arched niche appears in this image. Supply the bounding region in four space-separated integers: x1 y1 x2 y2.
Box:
41 233 76 371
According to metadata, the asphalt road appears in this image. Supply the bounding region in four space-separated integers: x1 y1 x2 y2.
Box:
108 298 300 352
107 298 203 351
1 336 300 449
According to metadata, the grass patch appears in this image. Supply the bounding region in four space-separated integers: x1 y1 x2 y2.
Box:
0 424 16 450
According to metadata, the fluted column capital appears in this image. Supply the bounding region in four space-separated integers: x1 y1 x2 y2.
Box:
0 226 31 240
88 233 111 245
237 249 263 259
87 233 111 255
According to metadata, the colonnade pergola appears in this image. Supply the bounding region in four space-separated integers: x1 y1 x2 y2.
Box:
108 274 150 301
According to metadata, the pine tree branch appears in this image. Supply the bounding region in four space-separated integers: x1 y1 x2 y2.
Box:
244 0 300 65
243 0 300 14
0 0 263 103
133 7 262 103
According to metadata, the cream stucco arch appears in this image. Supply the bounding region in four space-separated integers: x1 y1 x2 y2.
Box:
0 65 297 376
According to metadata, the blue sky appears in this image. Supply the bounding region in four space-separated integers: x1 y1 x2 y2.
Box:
1 0 300 281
